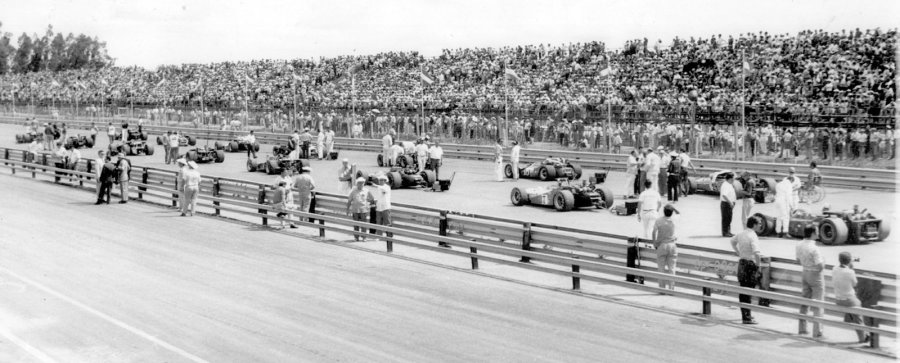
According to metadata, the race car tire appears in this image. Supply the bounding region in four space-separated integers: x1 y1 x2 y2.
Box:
215 150 225 163
265 160 276 175
398 155 413 168
421 170 436 185
15 134 22 143
187 150 199 162
597 186 615 209
214 141 223 150
538 167 550 181
510 187 526 206
141 132 148 141
377 154 384 167
749 213 776 236
553 190 575 211
504 164 514 179
186 135 197 146
299 158 311 170
819 217 848 245
388 171 403 189
145 144 154 156
571 164 583 180
246 158 256 172
85 138 94 148
122 144 132 156
253 143 260 152
878 220 891 241
230 141 240 151
683 178 696 194
156 135 165 145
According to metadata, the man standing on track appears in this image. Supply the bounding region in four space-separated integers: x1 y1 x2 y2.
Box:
338 159 354 194
738 171 756 226
245 130 257 159
796 226 825 338
415 139 429 173
666 151 682 202
346 177 373 241
382 129 394 166
96 154 117 205
294 166 316 218
731 218 762 325
510 140 521 180
720 173 737 237
181 161 201 216
625 150 638 198
116 152 131 204
300 128 313 159
494 139 504 182
323 126 335 159
316 128 326 160
107 122 115 144
94 150 107 202
636 180 661 239
428 141 443 179
774 176 794 238
373 173 393 240
168 131 180 165
657 146 670 195
644 147 661 193
652 204 679 291
163 131 172 164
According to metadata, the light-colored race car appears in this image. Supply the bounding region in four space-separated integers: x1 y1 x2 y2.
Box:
750 206 890 245
510 179 614 211
685 170 776 203
505 157 583 181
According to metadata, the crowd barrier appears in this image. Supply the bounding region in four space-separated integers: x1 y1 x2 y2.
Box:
1 145 896 349
2 114 894 191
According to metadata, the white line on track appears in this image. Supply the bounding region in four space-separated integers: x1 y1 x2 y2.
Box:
0 324 57 363
0 268 209 363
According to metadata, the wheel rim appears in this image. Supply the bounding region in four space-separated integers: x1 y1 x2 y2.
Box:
554 194 563 209
512 190 521 203
505 165 512 178
821 223 834 241
540 168 548 180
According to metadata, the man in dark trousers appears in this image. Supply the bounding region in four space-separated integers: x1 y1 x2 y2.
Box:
96 152 118 204
719 173 737 237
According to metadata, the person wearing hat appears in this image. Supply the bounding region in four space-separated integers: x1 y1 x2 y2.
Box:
831 251 869 343
299 128 313 159
381 130 394 166
293 165 316 216
657 146 670 195
719 173 738 237
116 152 132 204
731 217 763 325
346 177 374 241
652 204 679 291
181 161 201 216
338 159 354 194
666 151 683 202
372 173 393 239
415 139 429 173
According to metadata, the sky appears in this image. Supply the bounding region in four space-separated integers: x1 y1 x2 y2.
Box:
0 0 897 69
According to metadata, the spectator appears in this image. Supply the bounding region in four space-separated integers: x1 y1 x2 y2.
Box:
338 159 354 194
116 152 131 204
428 141 443 179
652 204 679 291
493 139 504 181
181 161 201 216
509 140 521 180
636 180 661 239
719 173 737 237
168 131 180 165
796 226 825 338
96 153 117 205
346 177 373 241
832 251 870 343
624 150 638 198
372 173 393 240
294 166 316 217
731 218 762 325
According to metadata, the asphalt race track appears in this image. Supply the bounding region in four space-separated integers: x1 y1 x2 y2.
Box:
3 123 896 272
1 170 893 362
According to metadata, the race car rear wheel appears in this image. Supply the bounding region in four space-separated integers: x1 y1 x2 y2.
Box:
122 144 132 156
597 186 615 209
388 171 403 189
15 134 22 143
510 187 526 206
230 141 240 151
504 164 514 179
215 150 225 163
538 167 550 181
683 178 696 195
265 160 275 174
878 220 891 241
85 138 94 148
156 135 165 145
246 158 256 172
819 217 848 245
571 164 583 180
553 190 575 211
253 143 260 152
145 144 154 156
749 213 776 236
758 178 777 193
187 150 198 162
140 132 148 141
186 135 197 146
421 170 436 185
214 141 223 150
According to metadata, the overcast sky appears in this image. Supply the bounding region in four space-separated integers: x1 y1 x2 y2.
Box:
1 0 896 68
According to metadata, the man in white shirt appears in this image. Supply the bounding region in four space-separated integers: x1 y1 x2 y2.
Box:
244 130 257 158
381 130 394 166
415 140 429 173
788 167 801 207
493 139 504 182
323 126 335 159
657 146 671 195
832 251 869 343
94 150 107 202
719 173 737 237
796 226 825 338
373 173 393 239
774 176 794 237
731 218 762 324
168 132 180 165
316 129 326 160
428 142 443 179
624 150 638 198
636 180 662 239
509 141 521 180
643 148 661 193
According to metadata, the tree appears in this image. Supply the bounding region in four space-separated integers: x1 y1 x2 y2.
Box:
48 33 66 71
29 32 45 72
0 22 14 75
12 33 32 73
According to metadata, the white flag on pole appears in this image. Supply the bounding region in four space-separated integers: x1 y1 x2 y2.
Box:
419 72 434 85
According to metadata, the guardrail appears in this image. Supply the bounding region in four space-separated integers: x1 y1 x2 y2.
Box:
1 146 896 349
2 114 895 191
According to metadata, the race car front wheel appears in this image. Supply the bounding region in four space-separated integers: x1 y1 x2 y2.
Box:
510 188 526 206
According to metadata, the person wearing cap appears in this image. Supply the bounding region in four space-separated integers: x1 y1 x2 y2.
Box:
666 151 682 202
338 159 354 194
796 225 825 338
719 173 737 237
181 161 201 216
636 180 661 239
788 167 801 206
381 130 394 166
657 146 670 195
372 173 393 239
832 251 869 343
299 128 313 159
415 139 429 173
293 166 316 216
652 204 679 291
428 141 443 179
116 152 132 204
346 177 374 241
731 217 763 325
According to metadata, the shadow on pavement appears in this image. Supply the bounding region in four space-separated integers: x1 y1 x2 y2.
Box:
735 332 780 341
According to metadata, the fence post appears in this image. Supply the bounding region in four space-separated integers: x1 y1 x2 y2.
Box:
520 222 532 263
438 210 450 248
572 263 581 290
702 278 712 315
212 178 220 216
470 247 478 269
257 185 267 226
138 168 147 200
319 219 325 238
172 174 179 207
4 148 11 175
28 152 35 178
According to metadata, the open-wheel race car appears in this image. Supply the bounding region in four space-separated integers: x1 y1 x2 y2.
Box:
377 141 417 167
156 134 198 147
64 135 95 149
749 206 890 245
110 129 154 156
504 157 583 181
510 178 614 211
247 145 309 174
684 170 776 203
215 136 260 153
15 132 43 144
354 165 437 190
180 145 225 164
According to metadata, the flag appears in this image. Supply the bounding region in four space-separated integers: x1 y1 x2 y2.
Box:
504 68 521 82
742 61 751 70
245 74 254 84
292 73 302 81
29 81 37 88
100 79 109 86
51 80 61 88
419 72 434 85
155 78 166 88
599 67 617 77
77 81 87 90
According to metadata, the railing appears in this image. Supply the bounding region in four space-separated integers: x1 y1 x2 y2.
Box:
3 114 893 191
1 146 896 349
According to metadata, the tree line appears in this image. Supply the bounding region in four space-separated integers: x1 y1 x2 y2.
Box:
0 22 113 75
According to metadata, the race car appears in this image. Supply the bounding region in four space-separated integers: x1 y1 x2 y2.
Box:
15 132 42 144
64 135 94 149
504 157 583 181
247 145 309 174
510 178 614 211
180 145 225 164
215 136 260 153
110 129 154 156
749 206 890 245
376 141 417 167
354 166 437 190
684 170 776 203
156 134 198 147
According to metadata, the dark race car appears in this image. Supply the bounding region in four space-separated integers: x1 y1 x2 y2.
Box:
156 134 198 147
510 178 614 211
750 206 890 245
216 136 260 153
180 145 225 164
15 132 43 144
376 141 416 167
504 157 583 181
354 166 437 190
684 169 776 203
64 135 94 149
110 129 154 156
247 145 309 174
